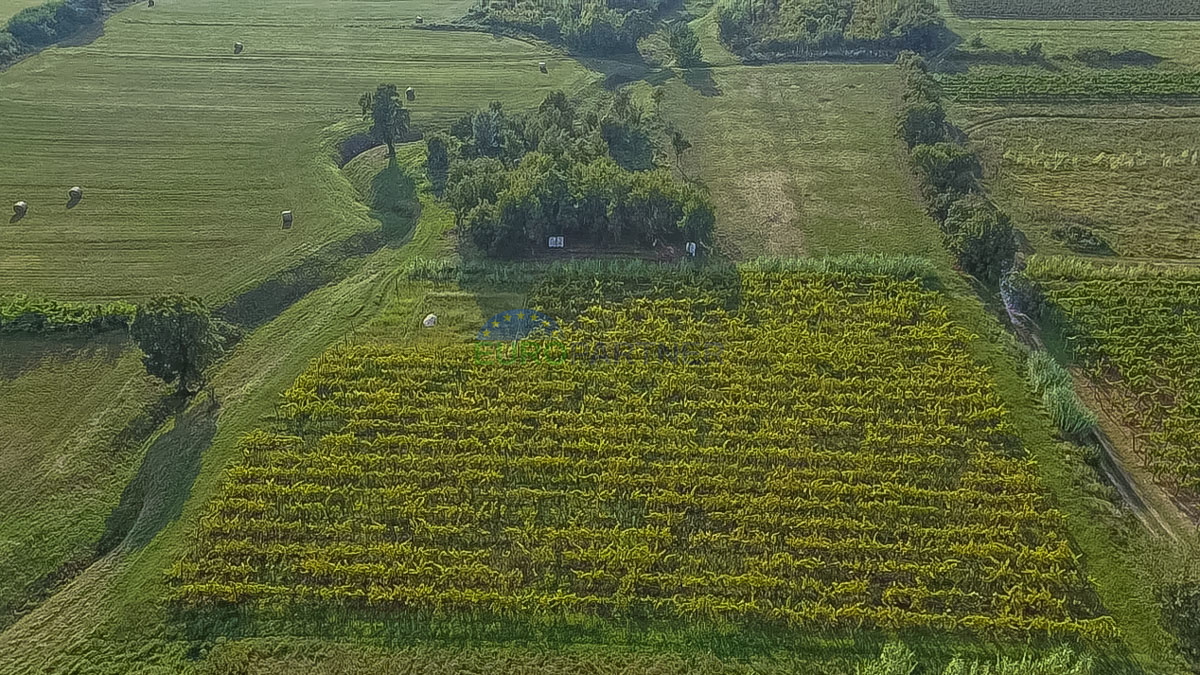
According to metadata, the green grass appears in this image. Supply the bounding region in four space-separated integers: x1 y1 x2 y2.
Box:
937 0 1200 68
966 114 1200 259
0 332 165 629
0 0 594 303
0 0 44 24
645 64 945 262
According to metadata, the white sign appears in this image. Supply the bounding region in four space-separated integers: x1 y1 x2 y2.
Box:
548 236 564 248
686 241 697 256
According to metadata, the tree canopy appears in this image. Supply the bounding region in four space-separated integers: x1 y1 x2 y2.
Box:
130 295 224 394
359 84 411 158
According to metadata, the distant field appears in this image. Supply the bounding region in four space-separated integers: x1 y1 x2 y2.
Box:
650 65 944 261
948 0 1200 19
0 0 593 302
174 266 1113 639
967 115 1200 259
0 0 43 23
939 68 1200 102
0 333 161 625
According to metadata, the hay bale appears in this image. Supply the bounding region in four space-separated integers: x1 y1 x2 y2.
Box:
423 314 437 328
233 42 244 54
406 87 415 101
415 15 423 24
281 210 293 229
69 186 83 199
13 201 27 215
147 0 154 6
539 61 547 73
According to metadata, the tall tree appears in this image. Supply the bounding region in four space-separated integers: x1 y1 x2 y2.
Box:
671 128 692 168
425 132 452 194
666 21 703 67
130 295 223 395
359 84 411 158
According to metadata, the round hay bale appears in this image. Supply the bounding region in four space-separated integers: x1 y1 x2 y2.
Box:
422 313 437 328
281 210 293 229
69 186 83 199
415 15 423 24
405 87 415 101
13 201 27 215
539 61 548 73
147 0 154 6
233 42 244 54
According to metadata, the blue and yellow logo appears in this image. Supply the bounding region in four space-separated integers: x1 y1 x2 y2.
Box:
475 309 564 364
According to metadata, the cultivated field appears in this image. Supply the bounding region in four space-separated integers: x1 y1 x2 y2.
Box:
174 266 1113 640
0 0 593 302
1029 257 1200 500
652 65 944 261
948 0 1200 19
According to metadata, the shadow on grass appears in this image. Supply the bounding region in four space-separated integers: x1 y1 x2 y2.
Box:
370 157 422 244
97 396 217 553
682 67 721 96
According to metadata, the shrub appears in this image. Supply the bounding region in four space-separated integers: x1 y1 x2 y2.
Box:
942 195 1016 283
425 133 452 194
1159 581 1200 666
6 0 101 50
911 142 981 197
898 100 947 147
666 21 703 67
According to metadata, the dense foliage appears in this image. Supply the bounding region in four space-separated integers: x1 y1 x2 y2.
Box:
0 295 134 333
1159 580 1200 665
937 68 1200 103
716 0 946 61
858 642 1093 675
948 0 1200 18
358 84 411 158
130 295 225 394
469 0 669 55
1027 257 1200 500
173 268 1112 639
442 92 714 258
896 54 1015 283
0 0 101 66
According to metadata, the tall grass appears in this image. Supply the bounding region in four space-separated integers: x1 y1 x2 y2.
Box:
1026 349 1097 437
1027 255 1200 282
857 642 1094 675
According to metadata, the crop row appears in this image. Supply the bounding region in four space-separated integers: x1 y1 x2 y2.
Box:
938 69 1200 103
948 0 1200 18
1029 268 1200 496
172 271 1112 639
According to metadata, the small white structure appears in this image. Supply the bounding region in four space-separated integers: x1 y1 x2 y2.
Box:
422 313 437 328
686 241 697 256
281 210 293 229
548 236 564 248
13 201 28 216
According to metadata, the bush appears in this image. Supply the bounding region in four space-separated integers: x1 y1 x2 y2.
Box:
425 133 452 194
6 0 101 50
942 195 1016 283
911 142 981 198
1026 349 1097 437
898 100 947 147
666 21 703 67
0 295 135 334
1159 581 1200 666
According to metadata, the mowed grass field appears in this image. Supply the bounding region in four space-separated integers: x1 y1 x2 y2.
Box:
937 0 1200 69
0 0 594 302
966 113 1200 259
649 65 945 262
0 333 163 626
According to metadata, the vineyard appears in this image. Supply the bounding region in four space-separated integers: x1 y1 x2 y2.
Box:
171 268 1114 640
938 69 1200 103
948 0 1200 18
1028 257 1200 500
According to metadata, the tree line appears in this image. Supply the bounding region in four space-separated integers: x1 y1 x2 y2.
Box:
427 91 714 258
470 0 672 55
716 0 947 61
1 0 101 67
896 52 1015 285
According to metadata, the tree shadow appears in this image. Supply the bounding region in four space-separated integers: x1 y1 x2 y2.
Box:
96 395 217 553
682 68 721 96
9 211 24 224
0 332 126 381
370 157 422 244
576 53 674 90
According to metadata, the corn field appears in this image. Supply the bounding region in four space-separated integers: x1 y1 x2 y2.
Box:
171 270 1114 639
1029 259 1200 499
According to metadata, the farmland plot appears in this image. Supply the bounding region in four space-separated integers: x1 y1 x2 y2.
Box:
173 268 1114 640
0 0 592 302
